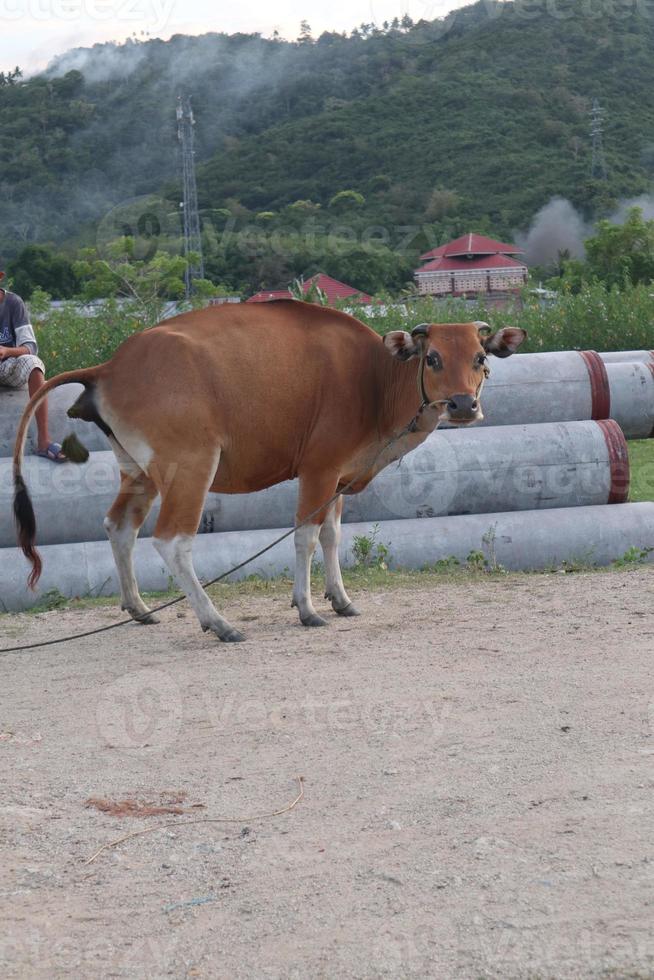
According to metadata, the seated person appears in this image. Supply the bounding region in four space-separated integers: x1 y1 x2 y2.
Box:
0 271 65 461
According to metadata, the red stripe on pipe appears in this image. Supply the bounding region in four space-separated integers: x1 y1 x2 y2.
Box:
579 350 611 420
596 418 630 504
647 363 654 437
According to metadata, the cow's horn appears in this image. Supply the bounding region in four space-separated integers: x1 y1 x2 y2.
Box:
411 323 430 339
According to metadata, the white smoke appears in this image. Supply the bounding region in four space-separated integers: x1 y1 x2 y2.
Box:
609 194 654 223
516 196 590 268
46 40 148 84
518 193 654 270
44 31 295 103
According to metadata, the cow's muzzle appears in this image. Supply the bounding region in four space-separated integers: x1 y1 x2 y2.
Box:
443 393 482 424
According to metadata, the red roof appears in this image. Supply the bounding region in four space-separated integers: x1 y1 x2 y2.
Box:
247 273 371 305
419 233 523 262
419 243 448 261
416 253 528 274
247 289 291 303
308 273 372 304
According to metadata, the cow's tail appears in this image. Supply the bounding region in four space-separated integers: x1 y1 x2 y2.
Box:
13 367 100 589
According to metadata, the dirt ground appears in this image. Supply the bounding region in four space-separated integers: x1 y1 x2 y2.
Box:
1 568 653 980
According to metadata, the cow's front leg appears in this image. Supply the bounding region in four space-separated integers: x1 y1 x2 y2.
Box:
292 523 325 626
320 497 359 617
292 472 339 628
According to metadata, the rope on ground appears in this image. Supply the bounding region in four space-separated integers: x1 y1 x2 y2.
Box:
83 775 304 866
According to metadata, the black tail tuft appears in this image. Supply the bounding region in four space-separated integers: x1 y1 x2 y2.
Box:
13 473 42 589
61 433 90 464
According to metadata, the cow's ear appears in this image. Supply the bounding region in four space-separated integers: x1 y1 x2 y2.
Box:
383 331 421 361
482 327 527 358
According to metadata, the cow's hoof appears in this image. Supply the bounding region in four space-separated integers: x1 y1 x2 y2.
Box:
220 627 246 643
334 602 360 617
301 613 328 628
124 606 160 625
202 621 246 642
137 614 160 625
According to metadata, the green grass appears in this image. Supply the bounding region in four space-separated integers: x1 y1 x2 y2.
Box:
629 439 654 502
14 564 498 618
1 559 637 626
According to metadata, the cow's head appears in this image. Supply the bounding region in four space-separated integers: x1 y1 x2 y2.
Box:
383 320 526 425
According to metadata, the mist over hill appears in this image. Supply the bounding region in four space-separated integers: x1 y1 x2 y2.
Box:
2 0 654 290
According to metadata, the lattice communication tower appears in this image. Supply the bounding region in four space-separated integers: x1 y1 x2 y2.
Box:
177 95 204 298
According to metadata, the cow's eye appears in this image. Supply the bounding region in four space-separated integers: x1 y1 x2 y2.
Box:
426 352 442 370
475 353 487 368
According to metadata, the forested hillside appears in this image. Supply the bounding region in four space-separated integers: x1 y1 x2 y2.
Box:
2 0 654 292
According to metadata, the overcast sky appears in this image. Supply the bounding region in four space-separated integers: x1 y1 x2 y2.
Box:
3 0 468 75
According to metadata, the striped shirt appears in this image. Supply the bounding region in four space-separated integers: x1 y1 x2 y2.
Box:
0 290 38 355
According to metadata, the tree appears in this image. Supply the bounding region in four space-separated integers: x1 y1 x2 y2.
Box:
0 67 22 86
369 174 392 193
290 276 328 304
585 207 654 288
425 187 462 220
6 245 78 299
298 20 313 43
328 190 365 211
73 239 217 323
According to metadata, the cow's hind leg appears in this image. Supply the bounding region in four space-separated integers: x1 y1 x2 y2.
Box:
292 472 339 628
320 497 360 617
152 456 244 643
105 470 159 624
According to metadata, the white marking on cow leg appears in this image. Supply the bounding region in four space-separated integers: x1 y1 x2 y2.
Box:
319 501 360 617
104 467 159 624
291 523 326 627
104 516 157 624
97 391 155 473
153 534 244 643
108 436 144 481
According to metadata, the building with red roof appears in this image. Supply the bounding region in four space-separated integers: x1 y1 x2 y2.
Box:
246 289 292 303
415 233 528 299
247 273 372 306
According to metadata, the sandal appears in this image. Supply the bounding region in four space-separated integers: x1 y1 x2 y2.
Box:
36 442 67 463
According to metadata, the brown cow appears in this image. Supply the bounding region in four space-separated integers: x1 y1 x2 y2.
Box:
13 301 525 641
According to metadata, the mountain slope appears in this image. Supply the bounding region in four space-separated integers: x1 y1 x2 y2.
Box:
1 0 653 278
197 1 654 226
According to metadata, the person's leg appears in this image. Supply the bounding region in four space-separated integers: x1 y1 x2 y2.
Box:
0 356 63 458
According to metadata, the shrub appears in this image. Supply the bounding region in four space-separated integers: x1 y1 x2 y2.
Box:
30 294 148 377
351 283 654 354
27 281 654 378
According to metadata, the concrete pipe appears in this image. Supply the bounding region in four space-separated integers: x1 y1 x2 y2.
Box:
473 352 654 437
0 351 650 459
0 420 630 548
1 502 653 613
608 362 654 440
0 384 109 458
599 350 654 365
